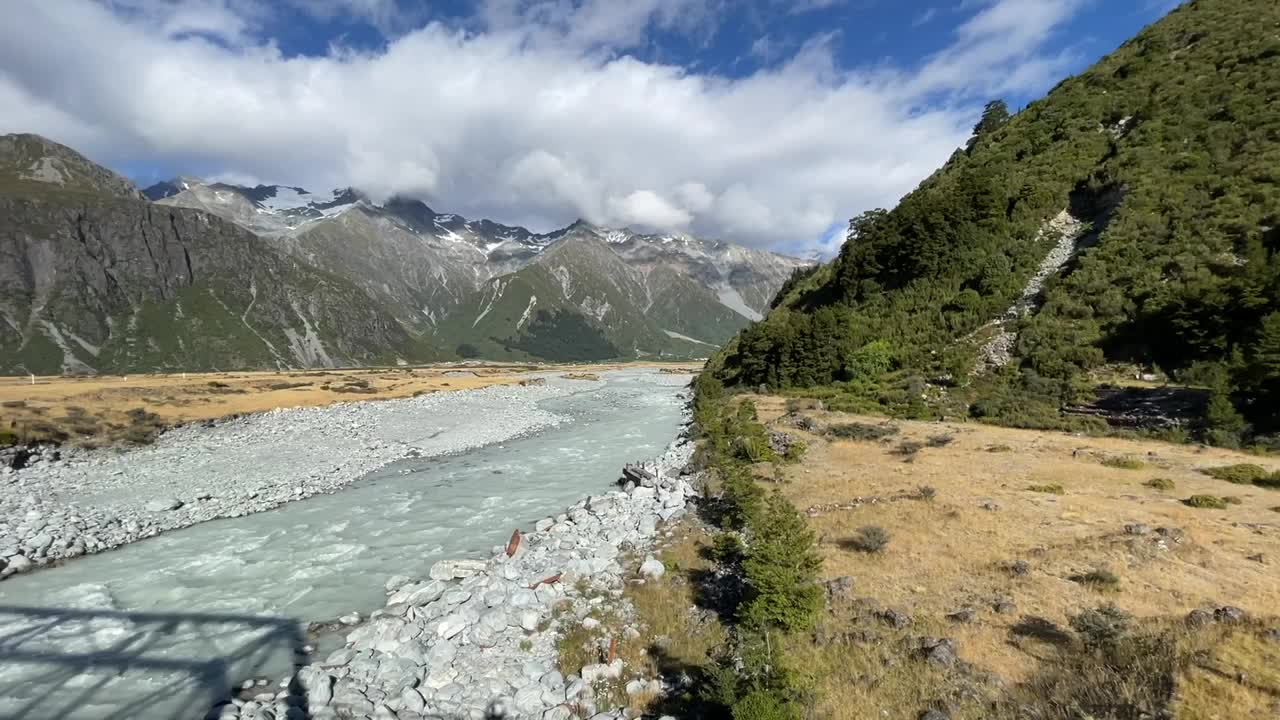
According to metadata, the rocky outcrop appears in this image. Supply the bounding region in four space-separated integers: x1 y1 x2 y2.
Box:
0 192 417 374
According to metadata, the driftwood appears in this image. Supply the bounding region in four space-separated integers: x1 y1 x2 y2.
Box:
506 529 522 557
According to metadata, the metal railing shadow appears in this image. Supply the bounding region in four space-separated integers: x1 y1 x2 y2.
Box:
0 604 310 720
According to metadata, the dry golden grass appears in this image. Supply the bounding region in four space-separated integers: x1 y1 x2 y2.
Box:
0 361 701 446
746 396 1280 718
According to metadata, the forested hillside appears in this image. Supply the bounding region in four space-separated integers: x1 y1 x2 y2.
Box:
713 0 1280 446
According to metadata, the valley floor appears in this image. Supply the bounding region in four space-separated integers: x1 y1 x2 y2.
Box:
0 362 701 447
614 397 1280 719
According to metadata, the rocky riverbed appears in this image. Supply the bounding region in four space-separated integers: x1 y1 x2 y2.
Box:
0 379 582 580
213 432 699 720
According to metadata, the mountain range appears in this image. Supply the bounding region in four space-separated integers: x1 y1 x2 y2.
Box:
0 133 809 374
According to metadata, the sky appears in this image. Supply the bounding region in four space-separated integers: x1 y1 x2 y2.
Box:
0 0 1179 256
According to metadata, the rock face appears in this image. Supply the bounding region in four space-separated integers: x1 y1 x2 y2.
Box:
0 175 418 375
281 431 699 720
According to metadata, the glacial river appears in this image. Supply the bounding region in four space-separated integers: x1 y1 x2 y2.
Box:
0 369 688 720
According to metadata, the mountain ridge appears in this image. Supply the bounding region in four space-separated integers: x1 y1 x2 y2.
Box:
1 135 810 371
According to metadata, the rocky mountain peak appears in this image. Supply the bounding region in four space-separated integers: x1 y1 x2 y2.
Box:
0 133 142 200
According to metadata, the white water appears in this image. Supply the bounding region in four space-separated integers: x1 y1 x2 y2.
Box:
0 370 687 720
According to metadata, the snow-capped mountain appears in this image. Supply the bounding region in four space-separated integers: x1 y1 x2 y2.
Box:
142 176 812 361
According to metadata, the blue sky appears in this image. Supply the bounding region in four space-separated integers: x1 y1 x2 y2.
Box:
0 1 1180 254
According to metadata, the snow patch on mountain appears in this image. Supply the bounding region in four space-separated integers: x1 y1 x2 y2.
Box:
516 295 537 330
257 187 311 212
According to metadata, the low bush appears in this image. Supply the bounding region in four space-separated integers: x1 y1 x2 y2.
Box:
1143 477 1176 491
986 444 1014 452
1027 483 1065 495
825 422 898 441
840 526 890 554
926 433 955 448
782 439 807 463
1069 603 1133 651
1183 494 1229 509
1201 463 1270 484
1256 474 1280 489
917 485 937 502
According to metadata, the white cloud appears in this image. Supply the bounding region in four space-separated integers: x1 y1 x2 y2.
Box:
910 0 1085 97
609 189 693 229
0 0 1084 255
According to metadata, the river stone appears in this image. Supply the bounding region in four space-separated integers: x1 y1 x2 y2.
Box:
145 497 184 512
509 588 538 608
400 688 427 714
638 557 665 579
385 575 412 593
6 554 32 574
544 707 573 720
436 614 467 639
426 639 458 666
517 610 541 631
534 518 554 532
514 684 545 714
442 588 472 606
483 589 507 607
429 559 487 580
297 668 333 707
637 515 657 536
565 679 586 699
324 648 356 666
421 666 457 690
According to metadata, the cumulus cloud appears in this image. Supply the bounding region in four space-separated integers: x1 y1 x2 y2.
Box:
0 0 1085 255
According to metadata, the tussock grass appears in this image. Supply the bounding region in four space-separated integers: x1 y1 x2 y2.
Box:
1101 456 1146 470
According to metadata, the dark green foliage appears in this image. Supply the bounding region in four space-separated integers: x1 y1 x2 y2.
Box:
502 309 620 362
711 0 1280 445
1201 463 1269 484
1183 494 1230 509
740 492 824 632
825 422 898 441
703 630 807 720
731 690 800 720
1100 456 1145 470
1144 477 1176 491
455 343 480 358
1028 483 1066 495
968 99 1011 151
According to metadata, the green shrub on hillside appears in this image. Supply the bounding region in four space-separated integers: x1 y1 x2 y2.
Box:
710 0 1280 445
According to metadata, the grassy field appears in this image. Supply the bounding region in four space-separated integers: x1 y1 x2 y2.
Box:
0 362 701 447
617 397 1280 719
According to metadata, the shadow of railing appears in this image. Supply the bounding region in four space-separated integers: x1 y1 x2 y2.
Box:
0 604 310 720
